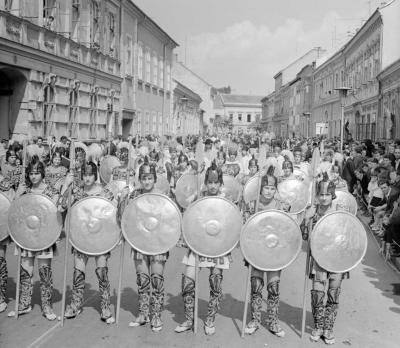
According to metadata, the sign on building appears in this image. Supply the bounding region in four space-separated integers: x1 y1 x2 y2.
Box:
315 122 328 135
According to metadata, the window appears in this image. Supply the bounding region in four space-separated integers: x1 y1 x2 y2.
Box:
145 49 151 83
247 114 251 123
159 58 164 88
238 113 242 122
158 112 162 136
229 113 233 122
108 12 116 57
68 83 79 138
126 35 132 75
136 109 142 136
89 87 98 138
43 0 56 30
114 112 119 137
43 84 55 137
166 62 171 91
90 0 100 49
152 111 157 134
153 53 158 85
138 44 143 80
145 110 150 134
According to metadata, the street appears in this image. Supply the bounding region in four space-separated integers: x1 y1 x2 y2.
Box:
0 215 399 348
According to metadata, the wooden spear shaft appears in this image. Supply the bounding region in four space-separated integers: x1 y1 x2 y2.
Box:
14 139 28 319
60 141 75 326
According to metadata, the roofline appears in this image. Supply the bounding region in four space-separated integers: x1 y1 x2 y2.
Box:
314 47 345 73
342 9 381 54
176 60 214 87
127 0 179 47
173 79 203 102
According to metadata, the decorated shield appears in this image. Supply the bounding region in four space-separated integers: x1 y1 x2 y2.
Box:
242 174 261 204
0 192 11 241
221 175 241 202
67 196 120 255
182 196 242 258
241 210 302 271
175 174 199 208
334 191 357 215
99 156 121 184
310 211 367 273
155 175 170 195
121 193 181 255
8 194 62 251
277 179 309 214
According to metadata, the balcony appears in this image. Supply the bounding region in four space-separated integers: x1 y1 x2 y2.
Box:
0 10 120 76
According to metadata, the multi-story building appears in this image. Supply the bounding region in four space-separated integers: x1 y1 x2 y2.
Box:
213 94 263 134
172 55 213 134
273 48 325 138
0 0 122 141
378 58 400 140
288 64 314 138
311 49 345 138
0 0 180 141
120 0 178 138
172 80 202 136
261 91 275 133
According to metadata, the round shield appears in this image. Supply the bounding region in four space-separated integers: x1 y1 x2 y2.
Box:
155 176 170 195
243 174 261 204
310 211 367 273
99 156 121 184
334 191 357 215
241 210 302 271
8 194 62 251
121 193 181 255
0 192 11 241
67 196 120 255
175 174 199 208
277 179 309 214
221 175 241 202
182 196 242 258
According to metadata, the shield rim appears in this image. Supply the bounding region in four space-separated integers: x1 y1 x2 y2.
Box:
175 173 199 208
121 193 182 255
277 178 309 214
240 209 302 271
310 211 367 273
242 173 261 204
182 196 242 258
334 191 358 215
99 155 121 184
8 193 62 251
0 192 11 242
67 196 121 256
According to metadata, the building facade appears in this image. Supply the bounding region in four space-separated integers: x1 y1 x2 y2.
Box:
311 50 345 138
213 94 262 134
261 91 275 132
0 0 122 142
272 48 324 139
172 80 202 136
172 55 213 134
120 0 178 138
378 58 400 140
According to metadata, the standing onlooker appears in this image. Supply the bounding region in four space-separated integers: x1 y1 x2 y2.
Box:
342 150 356 193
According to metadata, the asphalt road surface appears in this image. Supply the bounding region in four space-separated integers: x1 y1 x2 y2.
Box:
1 216 399 348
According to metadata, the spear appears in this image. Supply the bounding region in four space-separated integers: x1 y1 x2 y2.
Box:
60 140 75 326
116 136 132 323
301 147 320 338
14 139 28 319
241 138 267 337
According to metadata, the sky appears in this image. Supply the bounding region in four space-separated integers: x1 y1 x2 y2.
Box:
133 0 385 95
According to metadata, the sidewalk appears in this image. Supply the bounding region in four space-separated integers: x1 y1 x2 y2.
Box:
357 210 400 274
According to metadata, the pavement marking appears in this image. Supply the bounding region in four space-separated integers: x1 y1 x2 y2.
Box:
25 290 101 348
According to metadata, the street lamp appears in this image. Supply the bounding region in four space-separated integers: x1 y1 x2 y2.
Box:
334 86 351 153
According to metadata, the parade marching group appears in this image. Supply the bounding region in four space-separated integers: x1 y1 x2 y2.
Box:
0 133 370 345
